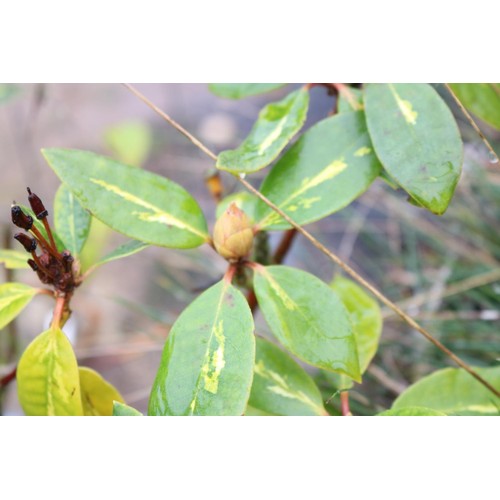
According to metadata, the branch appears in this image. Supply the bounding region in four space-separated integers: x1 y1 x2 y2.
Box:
123 83 500 399
444 83 499 165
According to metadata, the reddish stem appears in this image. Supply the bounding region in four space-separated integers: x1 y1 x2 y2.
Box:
273 229 297 264
246 289 258 313
340 391 351 416
42 218 58 251
51 295 66 329
0 367 16 388
223 264 237 285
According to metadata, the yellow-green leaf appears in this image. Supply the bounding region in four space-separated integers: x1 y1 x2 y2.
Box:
393 366 500 416
54 183 91 257
217 88 309 174
364 83 463 215
255 112 381 230
113 401 143 416
449 83 500 131
378 407 447 416
149 280 255 416
42 148 209 249
331 275 382 389
0 250 29 270
209 83 286 99
253 266 360 381
79 367 124 416
17 328 83 416
0 283 37 330
249 337 327 416
93 240 149 269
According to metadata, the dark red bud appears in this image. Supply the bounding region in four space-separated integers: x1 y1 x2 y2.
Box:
61 250 74 272
27 259 38 271
27 187 48 220
11 205 34 230
14 233 38 253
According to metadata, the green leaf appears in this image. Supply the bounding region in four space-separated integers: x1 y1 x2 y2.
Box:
17 327 83 416
42 148 209 249
378 407 447 416
54 183 91 257
338 87 363 113
105 121 153 166
149 280 255 415
208 83 286 100
217 89 309 174
113 401 143 416
245 405 274 416
253 265 360 381
449 83 500 130
216 192 259 224
19 205 66 252
79 367 124 416
249 337 327 416
0 283 37 330
364 83 463 215
0 249 30 269
393 366 500 416
0 84 20 104
255 112 381 230
94 240 149 268
331 275 382 387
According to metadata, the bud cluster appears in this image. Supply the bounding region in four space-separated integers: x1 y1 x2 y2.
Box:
11 188 77 294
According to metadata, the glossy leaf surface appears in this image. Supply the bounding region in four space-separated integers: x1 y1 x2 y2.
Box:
113 401 143 416
331 275 382 385
149 281 255 416
249 337 326 416
208 83 286 99
216 192 259 224
217 88 309 174
393 366 500 416
256 112 381 230
378 407 446 416
17 328 83 416
94 240 149 268
79 367 124 416
0 283 37 330
43 148 209 249
0 250 30 269
449 83 500 130
253 266 360 381
54 183 91 257
364 83 463 214
105 121 152 166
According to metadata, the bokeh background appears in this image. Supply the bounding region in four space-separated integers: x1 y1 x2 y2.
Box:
1 83 499 415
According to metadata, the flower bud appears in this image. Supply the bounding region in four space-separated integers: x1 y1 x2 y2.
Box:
14 233 37 253
213 203 254 261
27 187 48 219
11 205 34 230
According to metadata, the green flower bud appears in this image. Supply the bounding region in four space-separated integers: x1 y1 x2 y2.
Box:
213 203 254 261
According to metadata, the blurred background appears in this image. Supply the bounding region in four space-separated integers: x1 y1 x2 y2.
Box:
1 83 499 415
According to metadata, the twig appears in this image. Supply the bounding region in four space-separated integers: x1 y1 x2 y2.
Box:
444 83 499 165
123 83 500 399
